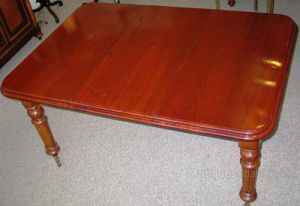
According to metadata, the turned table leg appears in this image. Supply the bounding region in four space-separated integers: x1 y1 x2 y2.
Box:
239 141 261 205
22 101 61 167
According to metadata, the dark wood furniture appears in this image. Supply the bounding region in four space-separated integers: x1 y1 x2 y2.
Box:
0 0 42 68
1 3 297 205
33 0 63 23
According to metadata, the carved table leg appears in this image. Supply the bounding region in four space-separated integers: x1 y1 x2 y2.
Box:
33 24 43 40
22 101 61 167
23 0 43 40
45 4 60 23
33 0 63 23
239 141 261 205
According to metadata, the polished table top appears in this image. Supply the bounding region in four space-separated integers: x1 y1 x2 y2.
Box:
1 3 297 141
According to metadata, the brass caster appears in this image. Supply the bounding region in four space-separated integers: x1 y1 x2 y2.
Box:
54 155 61 167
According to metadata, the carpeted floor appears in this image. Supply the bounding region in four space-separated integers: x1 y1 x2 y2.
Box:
0 0 299 205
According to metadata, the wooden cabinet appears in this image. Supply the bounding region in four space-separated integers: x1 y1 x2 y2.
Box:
0 0 42 68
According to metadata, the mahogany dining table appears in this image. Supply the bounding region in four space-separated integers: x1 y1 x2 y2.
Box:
1 3 297 205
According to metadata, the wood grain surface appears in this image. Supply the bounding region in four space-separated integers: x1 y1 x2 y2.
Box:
1 3 298 141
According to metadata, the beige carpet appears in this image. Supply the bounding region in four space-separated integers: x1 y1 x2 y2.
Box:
0 0 299 205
